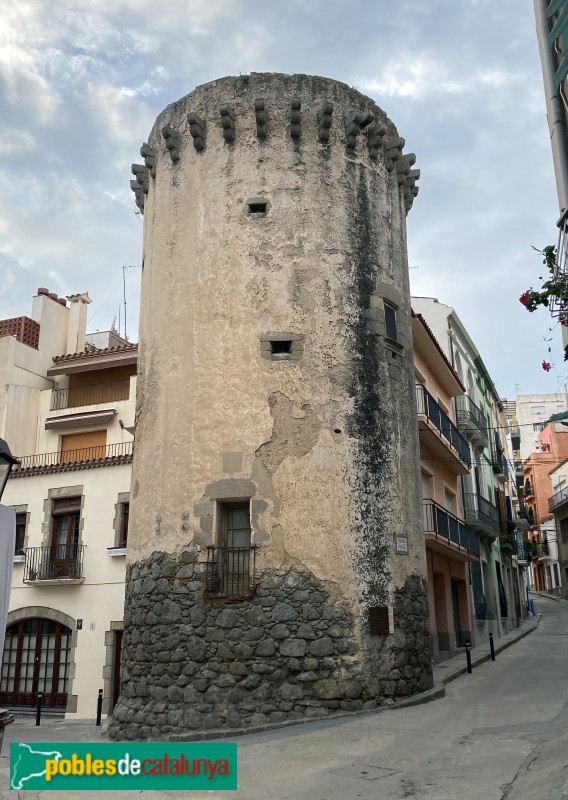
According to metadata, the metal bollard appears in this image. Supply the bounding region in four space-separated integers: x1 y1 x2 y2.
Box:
35 692 43 727
489 632 496 661
465 640 472 674
96 689 103 726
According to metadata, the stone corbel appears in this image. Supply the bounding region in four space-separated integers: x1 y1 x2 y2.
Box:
290 98 301 139
187 113 207 151
130 180 145 213
140 143 156 178
131 164 149 194
317 100 334 143
367 124 386 160
384 137 405 171
345 111 374 150
161 125 181 163
255 100 267 139
396 153 416 186
220 104 235 144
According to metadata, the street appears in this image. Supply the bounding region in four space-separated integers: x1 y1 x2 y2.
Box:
1 594 567 799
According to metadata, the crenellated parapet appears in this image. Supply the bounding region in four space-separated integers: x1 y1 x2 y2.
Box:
129 73 421 216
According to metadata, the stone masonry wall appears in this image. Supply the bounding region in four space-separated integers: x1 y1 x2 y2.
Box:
108 551 431 740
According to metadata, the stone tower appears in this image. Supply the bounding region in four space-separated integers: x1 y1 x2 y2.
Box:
110 73 431 740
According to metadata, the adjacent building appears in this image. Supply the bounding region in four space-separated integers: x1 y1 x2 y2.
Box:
523 423 568 595
0 289 135 717
412 312 480 661
411 296 526 642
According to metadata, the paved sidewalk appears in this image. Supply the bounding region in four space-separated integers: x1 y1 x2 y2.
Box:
0 598 540 800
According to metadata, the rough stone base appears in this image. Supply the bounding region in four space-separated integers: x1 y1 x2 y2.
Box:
108 551 432 740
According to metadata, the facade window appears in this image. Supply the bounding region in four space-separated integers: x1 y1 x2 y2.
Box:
15 513 27 554
384 302 398 342
119 503 129 548
60 430 106 464
533 423 545 433
48 498 81 578
470 561 487 620
206 502 255 599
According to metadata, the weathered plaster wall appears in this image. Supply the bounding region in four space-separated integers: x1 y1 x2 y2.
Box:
113 73 431 739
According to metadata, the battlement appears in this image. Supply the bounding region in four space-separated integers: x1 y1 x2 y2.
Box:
130 73 420 216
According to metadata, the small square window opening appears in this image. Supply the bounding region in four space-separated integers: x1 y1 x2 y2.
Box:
270 340 292 355
384 302 398 342
248 202 267 215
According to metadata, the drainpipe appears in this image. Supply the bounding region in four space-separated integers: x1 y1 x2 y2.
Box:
534 0 568 211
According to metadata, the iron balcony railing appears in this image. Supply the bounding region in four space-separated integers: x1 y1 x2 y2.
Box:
205 546 258 599
515 542 529 562
415 385 471 468
13 441 133 472
422 500 480 557
499 535 518 555
491 449 507 477
50 380 130 411
462 493 501 536
549 486 568 512
23 545 85 581
455 395 488 444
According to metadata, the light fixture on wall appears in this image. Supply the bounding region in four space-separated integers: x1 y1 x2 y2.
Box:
0 438 19 501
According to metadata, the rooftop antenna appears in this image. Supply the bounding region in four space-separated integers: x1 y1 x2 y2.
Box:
122 265 128 341
121 264 142 341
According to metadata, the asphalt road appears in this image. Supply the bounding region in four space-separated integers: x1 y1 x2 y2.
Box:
1 593 566 799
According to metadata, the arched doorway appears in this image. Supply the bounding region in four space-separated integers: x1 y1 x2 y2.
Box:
0 618 72 708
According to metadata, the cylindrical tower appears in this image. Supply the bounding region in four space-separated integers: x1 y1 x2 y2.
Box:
110 73 431 740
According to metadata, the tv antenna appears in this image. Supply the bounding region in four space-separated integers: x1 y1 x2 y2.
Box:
122 264 141 341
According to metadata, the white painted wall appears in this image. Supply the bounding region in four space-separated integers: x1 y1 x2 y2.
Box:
4 463 131 719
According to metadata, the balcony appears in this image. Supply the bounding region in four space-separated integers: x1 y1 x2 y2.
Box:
12 441 133 477
491 449 507 478
23 545 85 583
549 486 568 512
455 395 489 446
422 500 480 559
515 541 529 564
462 493 501 538
499 534 518 555
50 380 130 411
416 385 471 475
205 546 258 599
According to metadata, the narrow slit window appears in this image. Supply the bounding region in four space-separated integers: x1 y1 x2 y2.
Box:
384 302 398 342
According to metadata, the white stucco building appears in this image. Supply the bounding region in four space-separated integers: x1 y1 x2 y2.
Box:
0 290 135 718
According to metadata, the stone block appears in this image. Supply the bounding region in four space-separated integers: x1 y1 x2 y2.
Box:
271 624 290 639
255 639 276 657
309 637 334 657
279 639 307 657
272 603 298 622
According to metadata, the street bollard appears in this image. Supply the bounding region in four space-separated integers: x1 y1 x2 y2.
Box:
35 692 43 727
96 689 103 726
465 640 472 674
489 632 496 661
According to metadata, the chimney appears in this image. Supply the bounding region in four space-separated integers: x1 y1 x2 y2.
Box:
65 292 91 354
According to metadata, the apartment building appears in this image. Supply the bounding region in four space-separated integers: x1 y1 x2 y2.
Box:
0 290 135 718
412 297 525 640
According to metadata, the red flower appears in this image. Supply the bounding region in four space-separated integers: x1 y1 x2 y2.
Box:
542 360 552 372
519 291 531 307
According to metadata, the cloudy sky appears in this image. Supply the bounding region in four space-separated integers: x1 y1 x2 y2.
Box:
0 0 564 400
